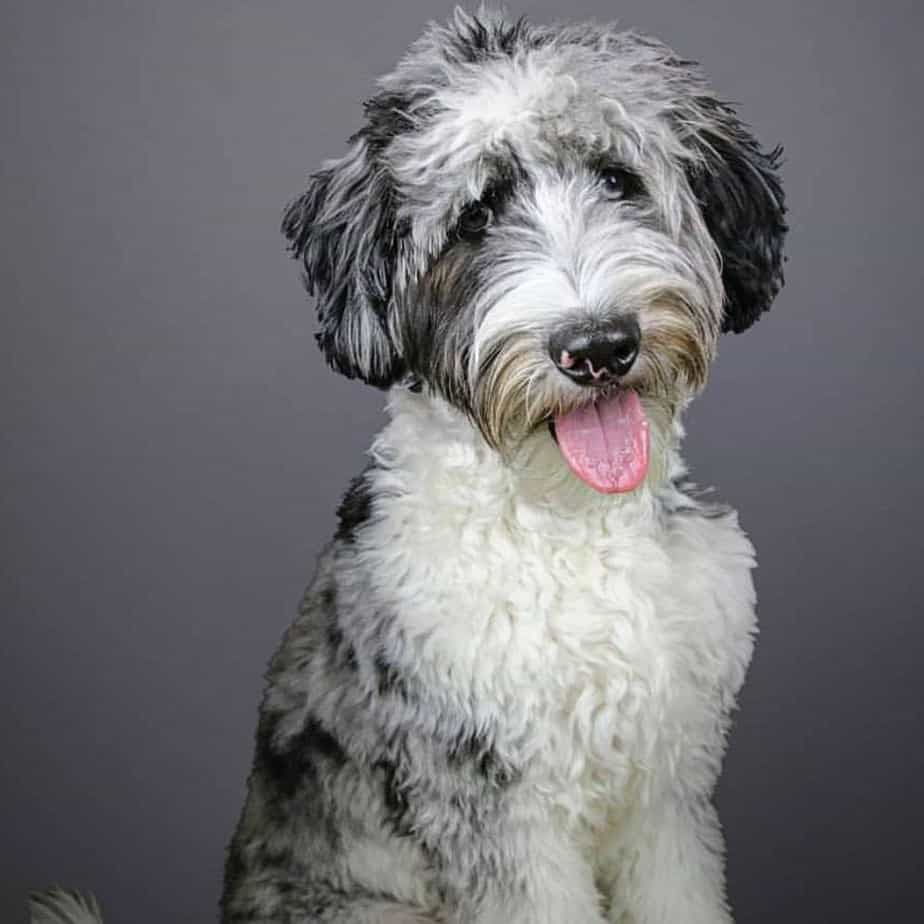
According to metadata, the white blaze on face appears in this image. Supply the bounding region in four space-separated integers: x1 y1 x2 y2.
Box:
467 174 658 493
471 262 579 375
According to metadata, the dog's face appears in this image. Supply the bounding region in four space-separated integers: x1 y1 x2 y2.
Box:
284 11 786 493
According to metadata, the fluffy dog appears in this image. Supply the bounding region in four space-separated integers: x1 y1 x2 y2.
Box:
31 8 785 924
221 9 785 924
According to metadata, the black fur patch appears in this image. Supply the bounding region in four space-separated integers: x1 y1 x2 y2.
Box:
447 729 517 787
373 651 411 701
335 472 374 544
443 14 542 64
374 755 415 839
321 585 359 671
320 584 337 610
256 714 347 801
400 237 479 408
219 845 247 922
686 101 787 333
358 88 432 155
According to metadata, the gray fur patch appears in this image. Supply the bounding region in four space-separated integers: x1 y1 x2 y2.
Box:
29 889 103 924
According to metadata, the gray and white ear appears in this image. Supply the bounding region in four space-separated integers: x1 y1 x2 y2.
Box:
684 100 787 333
282 138 404 386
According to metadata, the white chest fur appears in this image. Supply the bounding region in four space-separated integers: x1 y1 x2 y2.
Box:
353 390 756 849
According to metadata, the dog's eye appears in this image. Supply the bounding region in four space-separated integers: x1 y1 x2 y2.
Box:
598 166 643 202
457 202 494 240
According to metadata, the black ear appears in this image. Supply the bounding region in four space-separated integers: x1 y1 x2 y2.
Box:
686 102 787 333
282 138 404 386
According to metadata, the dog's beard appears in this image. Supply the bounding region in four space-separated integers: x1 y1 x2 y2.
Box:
639 299 715 400
470 333 561 452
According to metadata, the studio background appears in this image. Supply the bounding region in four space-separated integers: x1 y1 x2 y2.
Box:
2 2 921 922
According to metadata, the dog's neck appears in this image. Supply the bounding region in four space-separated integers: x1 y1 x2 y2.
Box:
369 386 689 527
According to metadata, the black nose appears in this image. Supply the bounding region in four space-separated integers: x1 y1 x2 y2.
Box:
548 317 641 385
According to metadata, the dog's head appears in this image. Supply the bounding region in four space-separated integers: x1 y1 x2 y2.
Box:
283 9 786 493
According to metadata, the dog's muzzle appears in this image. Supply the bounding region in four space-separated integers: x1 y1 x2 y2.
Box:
542 316 649 495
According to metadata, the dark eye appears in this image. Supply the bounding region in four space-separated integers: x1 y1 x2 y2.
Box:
457 201 494 240
598 166 643 201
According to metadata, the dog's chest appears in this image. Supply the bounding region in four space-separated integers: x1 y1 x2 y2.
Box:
439 517 663 804
362 445 755 840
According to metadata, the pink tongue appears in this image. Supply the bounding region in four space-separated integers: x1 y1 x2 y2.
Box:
553 391 650 493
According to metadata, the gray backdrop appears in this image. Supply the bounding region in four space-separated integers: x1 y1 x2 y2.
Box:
2 1 922 922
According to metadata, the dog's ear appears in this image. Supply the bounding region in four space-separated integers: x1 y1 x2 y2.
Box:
282 138 404 386
684 100 787 334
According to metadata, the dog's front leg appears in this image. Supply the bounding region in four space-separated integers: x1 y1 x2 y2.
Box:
393 763 604 924
603 796 732 924
441 812 607 924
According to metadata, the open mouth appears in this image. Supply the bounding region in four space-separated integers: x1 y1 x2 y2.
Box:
548 389 650 494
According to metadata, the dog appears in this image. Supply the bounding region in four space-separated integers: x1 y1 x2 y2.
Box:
30 8 785 924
